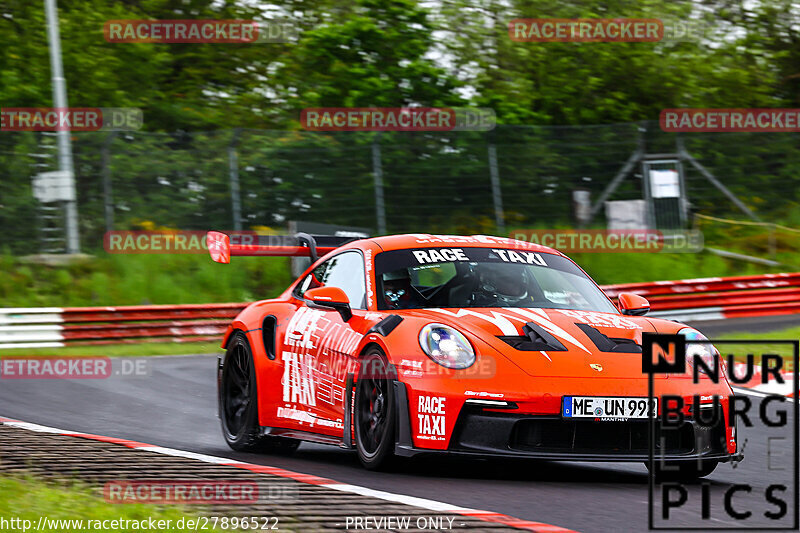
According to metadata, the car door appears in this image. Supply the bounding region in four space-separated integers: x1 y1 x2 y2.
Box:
279 251 368 436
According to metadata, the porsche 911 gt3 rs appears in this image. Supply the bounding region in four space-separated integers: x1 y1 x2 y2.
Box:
206 231 740 478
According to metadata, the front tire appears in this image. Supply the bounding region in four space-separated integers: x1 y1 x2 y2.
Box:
354 349 397 470
219 332 299 454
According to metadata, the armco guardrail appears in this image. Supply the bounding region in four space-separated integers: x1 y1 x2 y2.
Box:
603 272 800 322
0 304 246 349
1 273 799 348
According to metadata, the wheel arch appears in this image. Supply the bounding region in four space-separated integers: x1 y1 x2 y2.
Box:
221 325 277 431
358 341 386 358
222 322 249 350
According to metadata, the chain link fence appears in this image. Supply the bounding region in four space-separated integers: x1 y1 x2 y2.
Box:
2 121 799 255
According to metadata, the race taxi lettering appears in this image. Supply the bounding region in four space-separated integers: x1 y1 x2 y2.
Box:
284 307 326 350
280 307 325 407
412 248 469 264
281 352 316 406
364 248 374 307
276 407 343 429
417 395 446 440
318 322 362 359
464 390 504 398
279 300 365 410
491 249 547 266
410 234 538 249
559 309 640 330
411 234 499 244
276 406 315 424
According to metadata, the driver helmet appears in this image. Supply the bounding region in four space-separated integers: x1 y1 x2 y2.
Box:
383 269 413 308
478 263 529 305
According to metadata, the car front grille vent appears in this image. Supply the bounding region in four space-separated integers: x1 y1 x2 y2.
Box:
575 323 641 353
497 322 568 351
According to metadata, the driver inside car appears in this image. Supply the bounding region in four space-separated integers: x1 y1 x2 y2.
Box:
382 269 420 309
470 263 535 307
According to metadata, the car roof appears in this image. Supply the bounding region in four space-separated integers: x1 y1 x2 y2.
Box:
353 233 564 256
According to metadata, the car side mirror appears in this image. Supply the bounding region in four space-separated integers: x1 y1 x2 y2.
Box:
304 287 352 321
618 292 650 316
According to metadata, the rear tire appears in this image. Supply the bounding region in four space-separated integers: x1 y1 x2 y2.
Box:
219 332 299 454
354 349 397 470
646 459 718 481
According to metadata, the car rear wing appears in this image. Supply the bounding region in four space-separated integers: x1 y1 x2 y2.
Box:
206 231 359 264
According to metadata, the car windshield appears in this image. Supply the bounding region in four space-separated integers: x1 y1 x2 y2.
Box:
375 247 618 313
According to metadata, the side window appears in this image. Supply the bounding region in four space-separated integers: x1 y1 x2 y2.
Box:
319 252 367 309
295 252 367 310
295 262 327 298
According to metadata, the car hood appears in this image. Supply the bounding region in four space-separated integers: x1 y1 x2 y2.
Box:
405 307 665 378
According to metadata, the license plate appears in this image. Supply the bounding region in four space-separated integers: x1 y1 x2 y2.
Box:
562 396 657 420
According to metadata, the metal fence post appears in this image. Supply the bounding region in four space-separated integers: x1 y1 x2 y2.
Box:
371 135 387 235
588 122 646 222
677 137 762 223
101 131 116 233
45 0 79 253
228 128 242 231
487 134 505 234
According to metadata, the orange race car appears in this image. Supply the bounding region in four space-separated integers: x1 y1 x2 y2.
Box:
206 232 740 477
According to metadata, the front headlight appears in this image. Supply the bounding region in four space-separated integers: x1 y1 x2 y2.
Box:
679 327 722 375
419 323 476 369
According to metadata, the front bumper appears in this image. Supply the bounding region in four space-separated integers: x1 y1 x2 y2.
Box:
393 382 742 463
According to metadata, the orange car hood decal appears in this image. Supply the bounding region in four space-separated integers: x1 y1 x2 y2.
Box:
440 307 594 354
413 307 658 378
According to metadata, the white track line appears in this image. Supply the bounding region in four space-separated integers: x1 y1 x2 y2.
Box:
325 484 473 512
135 446 248 465
0 416 575 533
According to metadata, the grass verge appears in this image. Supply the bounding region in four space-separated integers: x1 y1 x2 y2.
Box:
0 253 292 307
1 240 797 308
0 476 220 532
719 326 798 372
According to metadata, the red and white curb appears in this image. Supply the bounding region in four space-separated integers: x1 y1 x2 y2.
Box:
0 416 575 533
729 364 795 398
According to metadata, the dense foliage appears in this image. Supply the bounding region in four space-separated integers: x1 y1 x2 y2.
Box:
3 0 797 127
1 0 799 254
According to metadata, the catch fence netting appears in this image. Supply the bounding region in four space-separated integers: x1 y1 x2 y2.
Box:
1 122 799 254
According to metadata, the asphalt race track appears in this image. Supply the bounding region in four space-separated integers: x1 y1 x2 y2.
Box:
1 315 797 532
